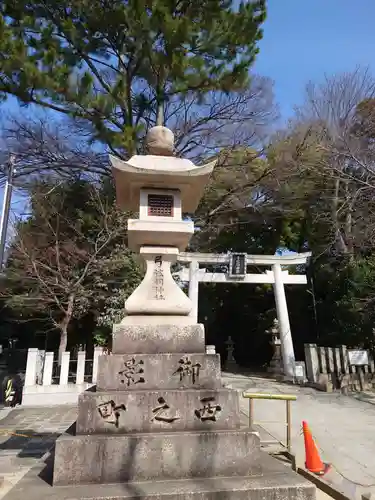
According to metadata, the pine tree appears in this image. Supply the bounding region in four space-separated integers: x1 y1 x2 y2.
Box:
0 0 266 155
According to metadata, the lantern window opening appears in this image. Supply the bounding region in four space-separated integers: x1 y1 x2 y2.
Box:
147 193 174 217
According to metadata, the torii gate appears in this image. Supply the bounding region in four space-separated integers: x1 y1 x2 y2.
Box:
177 251 312 379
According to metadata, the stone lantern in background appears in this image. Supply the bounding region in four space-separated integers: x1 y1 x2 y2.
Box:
266 318 284 376
224 335 239 373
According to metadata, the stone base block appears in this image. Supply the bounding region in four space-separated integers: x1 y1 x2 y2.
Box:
76 389 240 434
6 451 316 500
22 383 94 406
112 323 205 354
96 353 221 391
49 477 315 500
308 373 333 392
53 429 261 485
121 315 196 325
224 360 240 373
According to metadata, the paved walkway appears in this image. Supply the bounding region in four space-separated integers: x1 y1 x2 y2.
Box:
223 372 375 499
0 377 375 499
0 406 77 499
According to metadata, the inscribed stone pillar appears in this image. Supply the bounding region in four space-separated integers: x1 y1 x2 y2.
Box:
304 344 319 383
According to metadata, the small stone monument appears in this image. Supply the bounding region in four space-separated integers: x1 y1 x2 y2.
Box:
224 335 239 372
49 126 314 500
266 318 284 376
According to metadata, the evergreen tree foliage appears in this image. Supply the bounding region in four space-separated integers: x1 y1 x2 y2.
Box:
0 0 266 154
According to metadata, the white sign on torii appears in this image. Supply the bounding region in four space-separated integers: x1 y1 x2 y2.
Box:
177 251 312 379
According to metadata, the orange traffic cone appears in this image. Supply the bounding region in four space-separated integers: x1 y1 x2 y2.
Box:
302 421 331 476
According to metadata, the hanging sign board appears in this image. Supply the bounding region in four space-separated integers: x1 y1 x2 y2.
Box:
228 253 246 278
348 350 369 366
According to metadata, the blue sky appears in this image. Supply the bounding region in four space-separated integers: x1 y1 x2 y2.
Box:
254 0 375 119
2 0 375 217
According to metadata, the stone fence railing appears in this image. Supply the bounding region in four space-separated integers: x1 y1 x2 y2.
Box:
23 344 372 403
304 343 375 392
21 345 218 406
22 347 104 406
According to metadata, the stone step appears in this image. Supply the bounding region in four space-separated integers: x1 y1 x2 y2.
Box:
112 323 205 354
97 353 221 391
3 451 316 500
76 389 240 434
53 429 261 485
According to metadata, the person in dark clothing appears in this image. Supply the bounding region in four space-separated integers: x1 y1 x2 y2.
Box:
2 373 22 407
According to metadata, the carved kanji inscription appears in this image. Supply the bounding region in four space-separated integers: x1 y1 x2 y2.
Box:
174 357 202 384
119 358 145 386
153 255 165 300
195 396 222 422
97 400 126 428
151 396 180 423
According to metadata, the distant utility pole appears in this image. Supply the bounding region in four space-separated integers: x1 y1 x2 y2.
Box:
0 154 16 271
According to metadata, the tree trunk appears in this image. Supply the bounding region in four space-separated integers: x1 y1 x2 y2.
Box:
156 101 164 126
155 80 165 127
344 179 354 257
332 177 340 245
58 293 75 365
332 176 349 254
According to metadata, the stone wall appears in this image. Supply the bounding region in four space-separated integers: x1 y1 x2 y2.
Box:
304 344 375 392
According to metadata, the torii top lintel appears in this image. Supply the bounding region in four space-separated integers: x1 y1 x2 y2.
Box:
178 252 312 266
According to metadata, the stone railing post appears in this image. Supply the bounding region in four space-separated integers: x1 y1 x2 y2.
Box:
92 346 104 384
76 351 86 385
42 351 54 386
59 351 70 385
24 348 39 387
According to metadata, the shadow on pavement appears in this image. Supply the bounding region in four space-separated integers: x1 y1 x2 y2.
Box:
36 452 54 486
0 421 75 461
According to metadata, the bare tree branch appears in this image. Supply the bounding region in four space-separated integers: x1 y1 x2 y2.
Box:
1 180 128 361
268 68 375 257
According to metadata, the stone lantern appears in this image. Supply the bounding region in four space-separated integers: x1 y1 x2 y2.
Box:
110 125 215 322
266 318 284 376
50 126 313 500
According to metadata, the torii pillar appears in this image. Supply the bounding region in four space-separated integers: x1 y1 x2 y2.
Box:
272 263 295 379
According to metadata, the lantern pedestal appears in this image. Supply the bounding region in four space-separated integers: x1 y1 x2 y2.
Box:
124 246 192 317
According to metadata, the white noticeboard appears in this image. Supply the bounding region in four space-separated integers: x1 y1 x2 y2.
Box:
294 365 304 378
348 350 369 366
